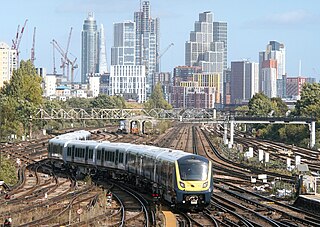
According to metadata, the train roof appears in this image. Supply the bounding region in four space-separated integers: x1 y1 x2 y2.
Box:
50 130 202 163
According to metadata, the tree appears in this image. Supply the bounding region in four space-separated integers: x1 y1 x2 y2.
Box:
90 94 126 109
271 97 288 116
295 83 320 119
66 97 91 109
0 157 17 185
0 60 43 138
248 93 272 116
144 83 172 110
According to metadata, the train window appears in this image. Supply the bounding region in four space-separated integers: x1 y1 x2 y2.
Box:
178 159 208 181
82 148 85 158
67 147 71 156
119 153 124 163
106 151 110 161
110 152 114 162
97 149 101 160
89 149 93 159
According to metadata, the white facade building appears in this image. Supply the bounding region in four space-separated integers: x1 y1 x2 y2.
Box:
44 75 57 97
110 65 146 103
259 41 286 95
261 67 277 98
88 74 100 97
0 42 17 88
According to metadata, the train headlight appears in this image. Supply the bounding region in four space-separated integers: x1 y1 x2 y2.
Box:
179 181 185 188
202 182 208 188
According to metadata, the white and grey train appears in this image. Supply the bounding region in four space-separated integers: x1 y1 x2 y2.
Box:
48 130 213 209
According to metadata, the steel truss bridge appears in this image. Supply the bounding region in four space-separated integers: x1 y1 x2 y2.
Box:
34 108 317 148
34 108 217 120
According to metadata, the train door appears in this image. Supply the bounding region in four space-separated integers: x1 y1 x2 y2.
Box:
115 149 119 165
139 156 143 176
85 146 89 164
71 145 75 162
101 148 105 166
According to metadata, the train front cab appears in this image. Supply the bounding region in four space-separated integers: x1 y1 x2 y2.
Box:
174 156 213 209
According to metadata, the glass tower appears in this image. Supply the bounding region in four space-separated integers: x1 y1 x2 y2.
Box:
81 12 99 83
134 1 160 95
111 21 136 65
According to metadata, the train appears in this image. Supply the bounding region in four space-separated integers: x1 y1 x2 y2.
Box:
48 130 213 209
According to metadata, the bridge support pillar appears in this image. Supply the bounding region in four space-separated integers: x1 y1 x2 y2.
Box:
310 121 316 148
230 120 234 145
223 122 228 145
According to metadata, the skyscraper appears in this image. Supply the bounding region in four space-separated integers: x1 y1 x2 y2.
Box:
213 21 227 70
259 41 286 95
134 1 160 95
185 11 226 105
110 20 146 103
230 61 259 104
99 24 108 74
261 59 278 98
81 13 99 83
111 21 136 65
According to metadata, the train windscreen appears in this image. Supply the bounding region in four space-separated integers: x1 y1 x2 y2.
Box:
178 158 208 181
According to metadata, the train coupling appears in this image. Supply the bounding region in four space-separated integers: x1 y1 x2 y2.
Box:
184 195 199 204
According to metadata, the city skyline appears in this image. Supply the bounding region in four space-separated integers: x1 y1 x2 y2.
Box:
1 0 320 81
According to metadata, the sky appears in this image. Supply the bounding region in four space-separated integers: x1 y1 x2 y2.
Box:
1 0 320 82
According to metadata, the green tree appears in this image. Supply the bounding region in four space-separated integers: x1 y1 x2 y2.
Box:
295 83 320 119
0 157 17 185
66 97 91 109
0 60 43 138
144 83 172 110
90 94 126 109
271 97 288 116
248 93 272 116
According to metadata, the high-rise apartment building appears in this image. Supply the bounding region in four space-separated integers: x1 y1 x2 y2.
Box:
185 11 226 105
110 20 146 102
213 21 227 70
259 41 285 94
81 13 99 83
134 1 160 95
111 21 136 65
0 42 17 88
261 60 277 98
230 61 259 104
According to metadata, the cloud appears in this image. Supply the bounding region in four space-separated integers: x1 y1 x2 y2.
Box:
244 10 320 29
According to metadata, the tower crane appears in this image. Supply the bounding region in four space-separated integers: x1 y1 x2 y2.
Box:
51 39 77 83
12 19 28 67
31 27 36 64
157 43 174 72
51 27 73 80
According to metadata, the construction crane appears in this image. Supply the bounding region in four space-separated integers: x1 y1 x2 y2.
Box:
52 42 57 75
157 43 174 72
51 27 73 80
12 19 28 67
63 27 73 76
51 39 77 83
31 27 36 64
